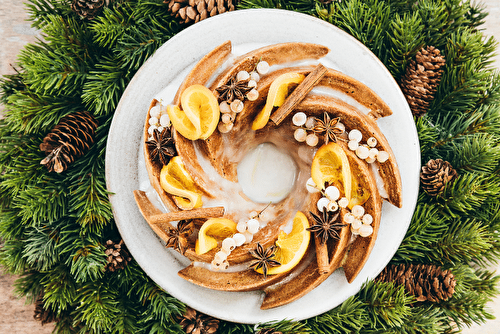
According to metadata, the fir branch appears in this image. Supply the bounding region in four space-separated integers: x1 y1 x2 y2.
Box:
238 0 317 14
255 319 309 334
415 116 440 158
25 0 73 29
413 0 453 48
39 264 77 312
22 222 62 271
0 240 30 275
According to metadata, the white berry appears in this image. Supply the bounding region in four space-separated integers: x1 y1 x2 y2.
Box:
221 238 236 252
294 128 307 142
365 156 376 163
236 70 250 81
221 113 233 124
377 151 389 163
306 133 319 147
317 197 330 212
351 219 362 230
243 231 254 243
338 197 349 208
236 221 247 233
348 140 359 151
149 117 159 126
233 233 246 246
250 71 260 82
220 101 231 113
351 227 360 235
352 205 365 218
348 129 362 142
256 61 270 75
359 224 374 237
230 99 244 113
218 122 233 133
327 200 339 212
211 260 221 271
292 112 307 126
214 250 228 262
248 79 258 88
344 213 355 224
356 145 370 159
247 219 260 234
148 125 156 135
368 148 379 159
367 137 378 147
325 186 340 201
247 89 259 101
306 178 320 193
305 117 316 129
160 114 171 127
362 214 373 225
335 121 345 132
150 106 161 118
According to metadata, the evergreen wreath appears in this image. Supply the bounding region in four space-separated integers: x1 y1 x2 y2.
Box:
1 0 499 333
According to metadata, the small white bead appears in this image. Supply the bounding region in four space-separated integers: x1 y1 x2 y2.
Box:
368 148 379 159
214 250 228 262
218 122 233 133
325 186 340 201
160 114 170 127
351 219 362 230
359 224 374 237
221 113 233 124
233 233 246 246
148 125 157 135
247 219 260 234
348 129 363 142
367 137 378 147
335 122 345 132
157 126 165 133
344 213 355 224
220 260 230 271
362 214 373 225
377 151 389 163
306 133 319 147
246 89 259 101
230 99 244 113
243 231 254 243
236 221 247 233
221 237 236 253
327 200 339 212
338 197 349 208
348 140 359 151
365 156 376 163
351 227 360 235
306 177 320 193
352 205 365 218
317 197 330 212
250 71 260 82
236 70 250 82
248 79 258 88
220 101 231 113
294 128 307 142
259 210 273 223
256 61 270 75
249 211 259 219
149 117 159 126
305 117 316 129
150 106 161 118
356 145 370 160
292 112 307 126
210 260 221 271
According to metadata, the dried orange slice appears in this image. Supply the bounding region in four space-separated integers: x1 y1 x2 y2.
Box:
195 218 237 255
252 72 305 130
257 211 310 275
180 84 220 139
159 156 203 210
166 104 202 140
311 142 352 199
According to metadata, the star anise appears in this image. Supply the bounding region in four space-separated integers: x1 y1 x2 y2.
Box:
307 208 346 244
215 76 252 102
313 112 344 144
165 220 193 254
146 127 176 165
249 243 281 279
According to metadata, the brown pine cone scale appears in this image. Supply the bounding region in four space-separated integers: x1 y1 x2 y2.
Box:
420 159 457 196
166 0 235 24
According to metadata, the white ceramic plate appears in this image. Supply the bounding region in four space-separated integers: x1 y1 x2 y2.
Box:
106 9 420 324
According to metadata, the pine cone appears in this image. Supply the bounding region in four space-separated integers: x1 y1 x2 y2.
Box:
34 292 58 325
377 263 456 302
178 307 219 334
40 111 98 173
257 328 283 334
166 0 236 24
420 159 457 196
400 46 446 117
104 239 132 272
71 0 108 20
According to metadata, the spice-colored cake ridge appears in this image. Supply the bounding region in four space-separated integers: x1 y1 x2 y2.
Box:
135 41 402 309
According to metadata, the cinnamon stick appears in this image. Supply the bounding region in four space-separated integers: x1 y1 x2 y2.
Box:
149 206 225 225
314 235 330 275
270 63 327 126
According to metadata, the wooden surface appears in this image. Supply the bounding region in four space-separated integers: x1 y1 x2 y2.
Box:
1 1 499 332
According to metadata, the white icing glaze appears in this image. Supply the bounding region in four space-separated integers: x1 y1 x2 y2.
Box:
370 162 389 199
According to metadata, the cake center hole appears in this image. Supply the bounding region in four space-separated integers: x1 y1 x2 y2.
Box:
237 142 297 204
